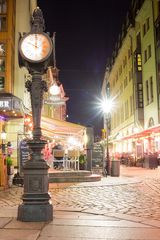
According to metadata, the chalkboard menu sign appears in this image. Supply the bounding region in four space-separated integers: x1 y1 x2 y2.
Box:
92 143 103 168
19 139 30 174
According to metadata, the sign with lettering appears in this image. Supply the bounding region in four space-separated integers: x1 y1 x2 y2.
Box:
92 142 104 168
0 99 11 109
0 97 21 110
19 139 30 174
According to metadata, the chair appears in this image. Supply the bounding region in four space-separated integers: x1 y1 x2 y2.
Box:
67 149 79 170
52 149 65 169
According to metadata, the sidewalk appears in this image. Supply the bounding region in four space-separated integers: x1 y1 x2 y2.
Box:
0 166 160 239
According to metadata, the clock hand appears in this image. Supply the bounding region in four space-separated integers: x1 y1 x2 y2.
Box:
28 42 37 48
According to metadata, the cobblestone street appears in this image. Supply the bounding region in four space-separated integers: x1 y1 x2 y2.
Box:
1 166 160 222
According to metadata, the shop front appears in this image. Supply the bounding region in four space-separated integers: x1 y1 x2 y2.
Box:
41 116 86 171
110 124 160 168
0 93 24 188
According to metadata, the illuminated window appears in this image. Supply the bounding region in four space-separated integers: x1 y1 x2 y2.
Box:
0 42 5 56
0 58 5 72
137 54 142 71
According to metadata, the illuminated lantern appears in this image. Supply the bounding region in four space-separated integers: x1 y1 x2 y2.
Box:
49 84 60 95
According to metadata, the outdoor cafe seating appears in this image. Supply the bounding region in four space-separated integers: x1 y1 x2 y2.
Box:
51 149 79 170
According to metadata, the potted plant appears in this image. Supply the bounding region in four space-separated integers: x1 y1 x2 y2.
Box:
79 154 86 170
6 155 14 175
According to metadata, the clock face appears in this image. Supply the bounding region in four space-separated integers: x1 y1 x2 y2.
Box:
20 33 52 62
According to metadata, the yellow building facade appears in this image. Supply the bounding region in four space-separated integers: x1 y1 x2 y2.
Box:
0 0 37 187
102 0 160 165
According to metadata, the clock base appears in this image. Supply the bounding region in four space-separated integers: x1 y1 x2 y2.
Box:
17 203 53 222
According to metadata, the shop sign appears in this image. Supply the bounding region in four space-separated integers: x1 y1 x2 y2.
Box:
0 97 21 110
44 95 68 106
0 99 11 109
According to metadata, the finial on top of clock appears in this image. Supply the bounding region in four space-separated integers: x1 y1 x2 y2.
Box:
31 6 45 33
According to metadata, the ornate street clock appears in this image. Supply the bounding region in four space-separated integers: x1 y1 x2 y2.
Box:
18 7 53 73
19 32 53 63
17 7 53 222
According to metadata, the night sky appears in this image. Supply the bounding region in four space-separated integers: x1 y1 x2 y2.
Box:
37 0 131 136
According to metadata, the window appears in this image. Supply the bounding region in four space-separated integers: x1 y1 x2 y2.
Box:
121 105 124 123
143 18 150 37
146 80 149 105
0 0 6 13
116 73 118 82
0 0 7 32
148 45 151 59
129 69 133 82
146 17 150 31
144 49 147 63
130 95 133 116
0 16 6 31
128 48 131 59
113 78 115 87
119 65 122 75
138 83 143 108
120 83 123 94
149 76 153 102
0 76 4 89
143 23 146 36
124 77 128 88
137 54 142 71
125 100 129 120
0 42 5 56
123 56 127 68
0 58 5 72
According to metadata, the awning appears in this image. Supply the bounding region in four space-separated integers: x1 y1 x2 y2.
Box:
0 93 24 119
112 124 160 142
41 116 85 139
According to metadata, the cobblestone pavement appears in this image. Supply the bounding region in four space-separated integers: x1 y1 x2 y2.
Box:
1 166 160 221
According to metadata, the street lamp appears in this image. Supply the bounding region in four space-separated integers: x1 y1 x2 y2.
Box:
101 98 113 175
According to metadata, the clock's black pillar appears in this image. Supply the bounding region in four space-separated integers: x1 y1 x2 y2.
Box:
17 73 53 222
17 8 53 222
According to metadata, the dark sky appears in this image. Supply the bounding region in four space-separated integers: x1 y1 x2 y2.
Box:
37 0 131 136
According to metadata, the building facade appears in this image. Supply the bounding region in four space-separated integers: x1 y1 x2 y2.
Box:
102 0 160 165
0 0 37 187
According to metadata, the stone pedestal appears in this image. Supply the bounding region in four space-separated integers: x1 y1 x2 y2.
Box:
17 140 53 222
